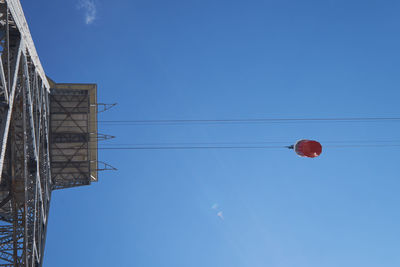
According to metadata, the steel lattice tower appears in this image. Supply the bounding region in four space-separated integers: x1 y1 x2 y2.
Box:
0 1 101 266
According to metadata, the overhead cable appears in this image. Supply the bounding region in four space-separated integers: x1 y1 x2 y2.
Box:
95 143 400 150
97 117 400 125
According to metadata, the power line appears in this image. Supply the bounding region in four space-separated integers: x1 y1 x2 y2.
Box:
98 145 286 150
95 143 400 150
64 139 400 150
326 144 400 148
98 117 400 125
97 140 400 146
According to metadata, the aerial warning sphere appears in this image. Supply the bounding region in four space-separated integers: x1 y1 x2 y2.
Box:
294 140 322 158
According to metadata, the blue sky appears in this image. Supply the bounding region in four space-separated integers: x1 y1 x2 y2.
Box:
21 0 400 266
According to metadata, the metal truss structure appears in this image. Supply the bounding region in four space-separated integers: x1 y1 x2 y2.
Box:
0 1 101 266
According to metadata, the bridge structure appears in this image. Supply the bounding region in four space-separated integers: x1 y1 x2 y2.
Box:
0 1 101 266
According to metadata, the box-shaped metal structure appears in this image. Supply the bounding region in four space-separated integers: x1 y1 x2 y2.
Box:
49 80 98 190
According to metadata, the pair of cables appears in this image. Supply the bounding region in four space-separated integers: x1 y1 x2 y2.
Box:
98 117 400 126
94 116 400 150
96 140 400 150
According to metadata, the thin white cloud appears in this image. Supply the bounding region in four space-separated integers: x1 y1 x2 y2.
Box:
78 0 97 25
211 203 224 220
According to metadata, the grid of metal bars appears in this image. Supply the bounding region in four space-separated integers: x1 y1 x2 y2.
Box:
50 90 91 190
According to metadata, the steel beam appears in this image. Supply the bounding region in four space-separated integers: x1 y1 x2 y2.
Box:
0 2 99 266
0 3 52 265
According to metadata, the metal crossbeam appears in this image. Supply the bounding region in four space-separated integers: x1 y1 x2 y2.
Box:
6 0 49 90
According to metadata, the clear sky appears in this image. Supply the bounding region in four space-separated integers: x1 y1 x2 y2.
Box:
20 0 400 266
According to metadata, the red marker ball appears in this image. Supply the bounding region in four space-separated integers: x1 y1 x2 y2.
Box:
294 140 322 158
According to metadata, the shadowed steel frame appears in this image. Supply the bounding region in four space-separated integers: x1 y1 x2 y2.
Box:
0 1 98 266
